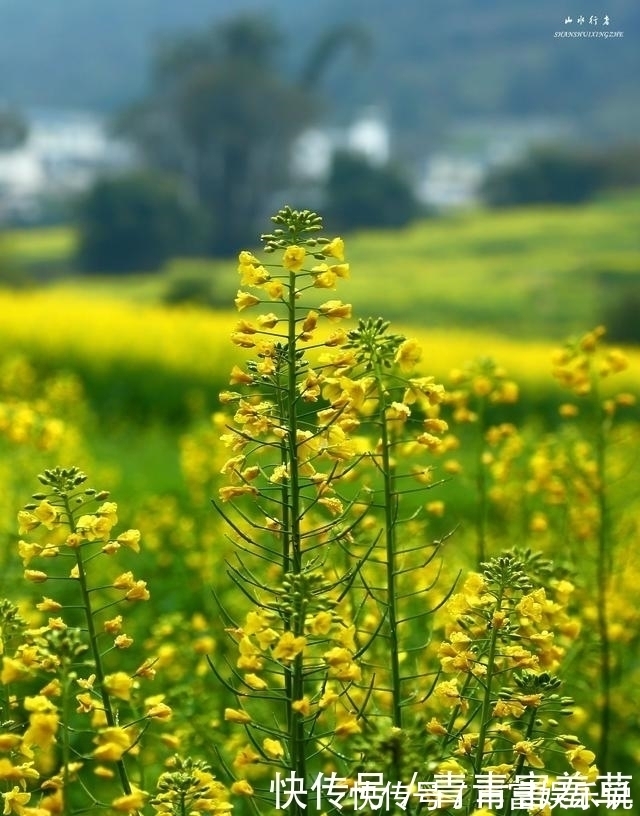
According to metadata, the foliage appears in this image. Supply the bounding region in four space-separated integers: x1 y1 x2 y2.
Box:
481 143 640 209
162 272 220 309
480 146 608 207
323 150 421 232
118 15 315 255
76 172 205 274
0 106 28 151
117 12 370 255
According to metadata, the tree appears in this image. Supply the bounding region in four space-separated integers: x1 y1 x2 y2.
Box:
76 172 205 273
480 146 607 207
0 108 29 283
0 107 28 151
118 14 367 255
324 150 421 232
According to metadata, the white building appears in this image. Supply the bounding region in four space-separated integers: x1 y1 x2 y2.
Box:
0 108 133 223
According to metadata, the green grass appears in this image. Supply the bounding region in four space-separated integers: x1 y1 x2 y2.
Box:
6 192 637 342
1 225 77 264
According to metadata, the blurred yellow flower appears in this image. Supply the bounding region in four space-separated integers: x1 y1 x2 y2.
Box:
111 787 148 812
263 738 284 759
104 672 133 701
93 727 132 762
224 708 252 724
231 780 254 796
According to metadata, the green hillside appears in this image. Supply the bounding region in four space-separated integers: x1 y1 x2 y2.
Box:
0 0 637 143
5 193 639 343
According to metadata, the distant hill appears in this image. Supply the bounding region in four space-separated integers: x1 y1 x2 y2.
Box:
0 0 638 147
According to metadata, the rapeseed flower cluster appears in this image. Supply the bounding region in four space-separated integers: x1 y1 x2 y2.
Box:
213 209 456 807
4 468 196 815
423 555 597 808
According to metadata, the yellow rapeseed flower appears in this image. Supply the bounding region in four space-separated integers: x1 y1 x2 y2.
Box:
219 485 259 502
93 727 132 762
292 698 311 716
1 657 29 684
24 570 48 583
104 672 133 701
234 746 260 768
318 688 339 709
2 787 31 815
243 673 267 690
34 500 60 530
272 632 306 663
111 787 148 812
264 281 285 300
335 717 361 737
234 291 260 312
238 250 259 265
238 263 269 287
395 339 422 372
117 529 141 553
331 263 349 278
224 708 252 724
282 245 306 272
0 735 21 752
96 501 118 525
125 581 150 601
434 679 465 709
17 541 42 566
308 611 333 635
229 365 254 386
493 700 526 719
323 237 345 261
426 717 447 736
319 300 352 321
112 575 134 592
529 512 549 533
426 501 445 517
566 745 596 775
231 780 254 796
23 712 59 751
17 511 40 535
263 738 285 759
514 740 545 768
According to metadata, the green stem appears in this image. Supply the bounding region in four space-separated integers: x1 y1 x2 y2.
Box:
470 589 503 804
475 398 488 567
61 665 72 816
376 384 403 733
283 269 306 813
594 386 611 770
62 495 132 797
501 708 537 816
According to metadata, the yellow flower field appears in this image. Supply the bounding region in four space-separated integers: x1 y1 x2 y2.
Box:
1 205 639 816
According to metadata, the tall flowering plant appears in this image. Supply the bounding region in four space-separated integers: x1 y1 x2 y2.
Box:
211 209 598 816
213 208 454 810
